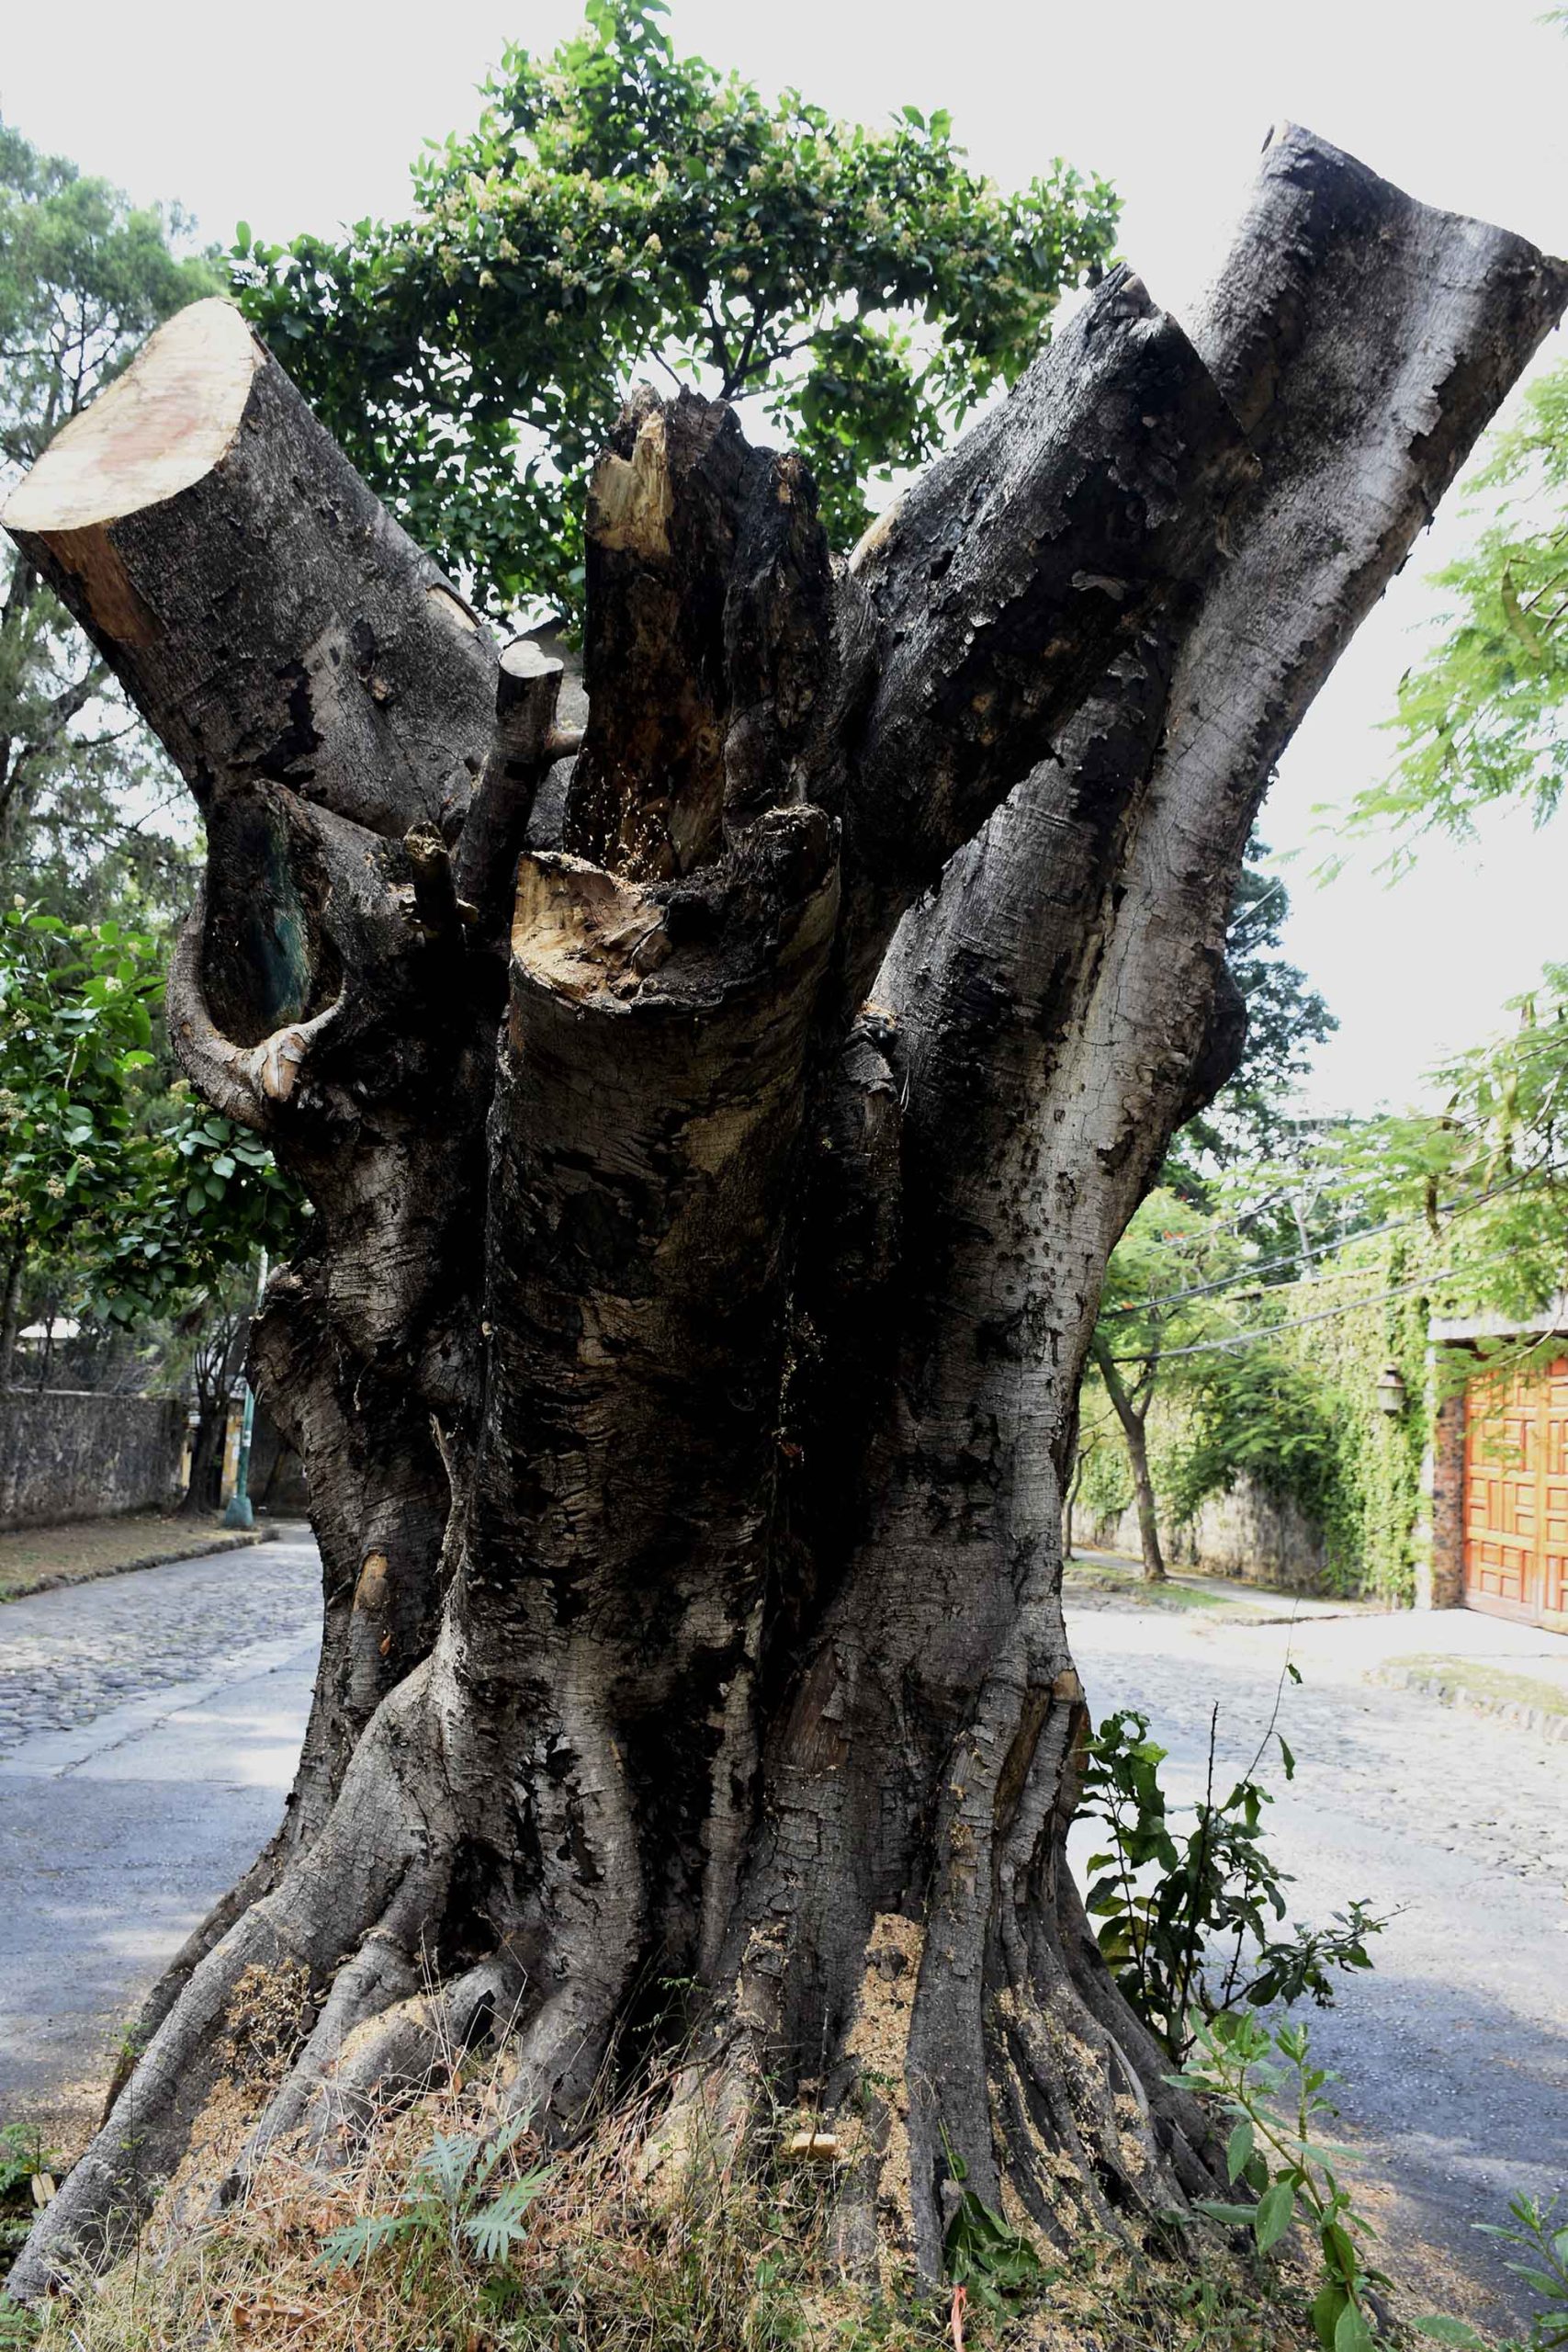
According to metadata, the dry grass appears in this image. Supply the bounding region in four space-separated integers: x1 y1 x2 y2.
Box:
6 2049 1353 2352
0 1512 271 1601
0 1965 1483 2352
1063 1561 1228 1613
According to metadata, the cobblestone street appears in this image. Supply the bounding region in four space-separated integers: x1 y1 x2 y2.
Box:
0 1531 320 1751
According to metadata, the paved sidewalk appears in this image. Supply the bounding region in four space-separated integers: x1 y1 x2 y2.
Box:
0 1532 321 2143
1071 1543 1386 1618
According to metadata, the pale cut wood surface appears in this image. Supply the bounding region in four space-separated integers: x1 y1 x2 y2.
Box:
2 299 259 534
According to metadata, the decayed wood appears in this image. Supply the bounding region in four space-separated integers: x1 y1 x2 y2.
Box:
5 130 1563 2306
453 637 581 956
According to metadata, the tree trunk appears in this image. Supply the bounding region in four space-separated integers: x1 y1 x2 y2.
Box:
0 1239 23 1397
1123 1413 1167 1583
4 129 1562 2301
177 1312 245 1515
181 1398 227 1514
1092 1340 1168 1581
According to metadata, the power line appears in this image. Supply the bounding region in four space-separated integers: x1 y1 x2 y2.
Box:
1101 1159 1567 1321
1104 1251 1516 1367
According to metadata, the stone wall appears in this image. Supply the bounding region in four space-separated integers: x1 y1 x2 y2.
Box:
0 1389 185 1531
1091 1473 1328 1591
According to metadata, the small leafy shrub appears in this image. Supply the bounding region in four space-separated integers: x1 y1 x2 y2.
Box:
319 2108 552 2277
0 2125 52 2346
1461 2193 1568 2351
1079 1703 1386 2058
0 2125 50 2208
1175 2011 1393 2349
0 2300 39 2350
1177 2014 1503 2352
940 2129 1047 2317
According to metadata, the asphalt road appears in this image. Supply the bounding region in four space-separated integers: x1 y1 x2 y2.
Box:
0 1537 1562 2334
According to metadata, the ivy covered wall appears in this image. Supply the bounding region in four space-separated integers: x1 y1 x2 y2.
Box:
1077 1236 1437 1603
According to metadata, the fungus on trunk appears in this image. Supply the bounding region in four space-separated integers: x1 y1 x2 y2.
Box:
4 125 1562 2304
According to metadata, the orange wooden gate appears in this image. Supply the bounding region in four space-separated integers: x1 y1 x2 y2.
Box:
1463 1356 1568 1630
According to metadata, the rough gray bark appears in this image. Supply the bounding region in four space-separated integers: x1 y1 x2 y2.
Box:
5 127 1562 2302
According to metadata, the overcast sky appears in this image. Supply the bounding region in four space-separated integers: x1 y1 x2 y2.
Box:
4 0 1564 1118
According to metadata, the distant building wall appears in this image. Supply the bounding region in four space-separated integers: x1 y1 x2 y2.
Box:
0 1390 185 1531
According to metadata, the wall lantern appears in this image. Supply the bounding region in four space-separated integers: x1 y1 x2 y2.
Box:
1374 1363 1407 1416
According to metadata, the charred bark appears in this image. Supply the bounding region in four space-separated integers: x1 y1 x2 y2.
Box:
4 129 1562 2302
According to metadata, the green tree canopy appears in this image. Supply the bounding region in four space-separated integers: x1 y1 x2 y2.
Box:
0 904 301 1385
1310 963 1568 1333
1169 842 1337 1185
233 0 1118 618
0 121 222 920
1348 358 1568 855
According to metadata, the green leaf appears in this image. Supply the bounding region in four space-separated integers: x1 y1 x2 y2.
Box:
317 2209 413 2268
1321 2219 1359 2284
1333 2301 1375 2352
1410 2320 1486 2347
1312 2284 1349 2349
1506 2265 1567 2299
1254 2179 1294 2254
1225 2120 1254 2184
414 2131 478 2209
471 2109 539 2188
1500 565 1547 662
462 2168 552 2263
1193 2199 1257 2229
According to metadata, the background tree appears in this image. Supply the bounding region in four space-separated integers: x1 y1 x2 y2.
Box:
1167 845 1337 1182
0 903 300 1394
0 124 221 924
1304 964 1568 1334
233 0 1117 618
1087 851 1335 1577
4 119 1559 2323
1348 357 1568 855
1088 1193 1239 1580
